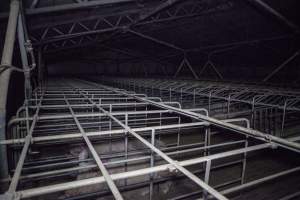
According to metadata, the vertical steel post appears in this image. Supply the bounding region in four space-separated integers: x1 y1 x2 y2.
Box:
203 160 212 200
0 0 20 179
177 117 181 144
251 98 256 129
109 104 112 153
180 88 183 105
208 92 212 113
204 127 211 156
241 136 248 184
17 14 32 100
227 95 231 118
280 102 287 137
151 86 153 97
149 129 155 200
124 113 128 186
193 89 196 107
160 87 162 98
38 47 44 85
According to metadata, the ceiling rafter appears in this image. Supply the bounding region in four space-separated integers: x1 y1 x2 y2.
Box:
34 0 233 53
31 0 233 46
28 0 137 14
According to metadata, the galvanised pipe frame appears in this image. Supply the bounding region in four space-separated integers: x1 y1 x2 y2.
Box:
0 0 37 180
1 78 300 200
0 0 299 199
87 78 300 151
0 0 20 180
108 78 300 138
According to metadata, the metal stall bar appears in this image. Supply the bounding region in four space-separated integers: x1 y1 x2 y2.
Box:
17 101 181 109
62 92 124 200
15 141 274 199
3 140 245 183
1 89 44 199
83 79 300 152
115 78 300 139
197 165 300 200
3 79 299 200
1 121 207 145
114 78 300 111
65 80 229 200
107 78 300 138
7 108 206 126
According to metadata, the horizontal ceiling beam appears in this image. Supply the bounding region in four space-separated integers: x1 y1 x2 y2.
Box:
27 0 134 14
0 0 137 18
31 0 233 46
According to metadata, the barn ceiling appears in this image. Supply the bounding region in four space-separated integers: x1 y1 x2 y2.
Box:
0 0 299 84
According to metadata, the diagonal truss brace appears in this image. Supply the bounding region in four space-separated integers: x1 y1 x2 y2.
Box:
263 50 300 82
174 56 199 79
199 60 223 80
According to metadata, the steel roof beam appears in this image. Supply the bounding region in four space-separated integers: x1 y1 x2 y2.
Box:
246 0 300 32
31 0 233 47
28 0 136 15
0 0 140 18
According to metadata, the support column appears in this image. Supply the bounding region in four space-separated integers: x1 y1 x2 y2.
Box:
17 14 32 100
0 0 20 179
38 47 44 85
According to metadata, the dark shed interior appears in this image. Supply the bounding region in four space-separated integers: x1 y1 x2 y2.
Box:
0 0 300 200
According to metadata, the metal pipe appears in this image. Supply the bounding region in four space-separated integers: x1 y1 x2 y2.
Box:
2 122 209 145
8 108 205 126
63 93 124 200
15 142 271 199
217 166 300 198
119 78 300 112
0 0 20 179
179 166 300 200
17 13 32 100
66 80 228 200
3 78 299 200
86 79 300 153
7 91 43 197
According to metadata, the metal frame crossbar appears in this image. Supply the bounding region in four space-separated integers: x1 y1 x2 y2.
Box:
0 78 300 200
